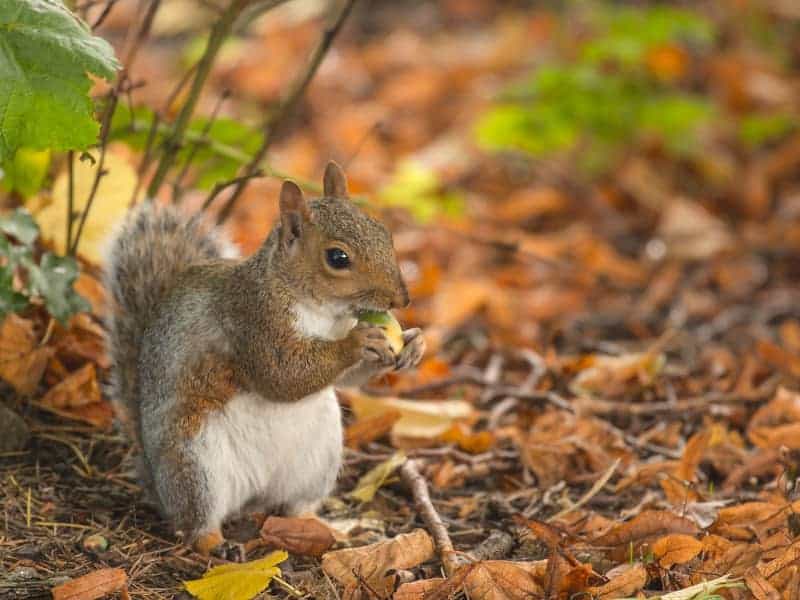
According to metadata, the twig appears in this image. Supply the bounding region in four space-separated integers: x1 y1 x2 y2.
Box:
70 0 160 255
66 151 75 251
399 459 458 576
145 0 250 198
216 0 358 224
202 170 264 211
548 458 620 522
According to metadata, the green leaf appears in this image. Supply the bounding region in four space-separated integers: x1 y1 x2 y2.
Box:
0 265 29 317
378 161 465 223
26 252 89 323
0 208 39 246
0 147 51 196
0 0 121 161
183 550 287 600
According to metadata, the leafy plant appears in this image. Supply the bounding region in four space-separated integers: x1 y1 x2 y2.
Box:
378 160 464 223
475 4 715 174
0 0 120 164
0 208 89 323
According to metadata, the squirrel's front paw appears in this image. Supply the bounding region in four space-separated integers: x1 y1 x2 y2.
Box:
351 325 396 368
396 328 425 370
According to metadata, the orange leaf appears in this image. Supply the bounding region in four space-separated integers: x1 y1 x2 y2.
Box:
440 423 494 454
51 568 127 600
593 510 698 561
344 409 401 449
0 314 54 395
745 567 781 600
463 560 545 600
260 516 335 557
41 364 100 409
587 563 647 599
652 534 703 568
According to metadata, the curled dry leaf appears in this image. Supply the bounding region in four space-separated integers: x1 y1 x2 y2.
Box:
51 567 127 600
38 363 112 428
462 560 545 600
592 510 699 562
570 351 665 396
586 562 647 599
0 314 54 395
259 516 335 557
745 567 781 600
346 390 473 440
651 534 703 568
748 387 800 449
321 528 434 597
393 578 447 600
348 450 407 503
345 408 401 448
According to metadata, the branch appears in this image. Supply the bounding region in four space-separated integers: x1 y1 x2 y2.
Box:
145 0 250 199
216 0 357 224
399 459 458 577
70 0 160 255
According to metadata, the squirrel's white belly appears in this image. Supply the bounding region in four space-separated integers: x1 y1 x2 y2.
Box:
192 387 343 525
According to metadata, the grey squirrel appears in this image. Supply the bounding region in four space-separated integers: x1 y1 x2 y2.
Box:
104 162 425 557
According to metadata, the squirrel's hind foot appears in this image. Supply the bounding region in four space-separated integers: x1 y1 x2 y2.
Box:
193 530 246 562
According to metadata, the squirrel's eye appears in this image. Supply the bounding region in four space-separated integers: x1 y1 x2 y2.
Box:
325 247 351 269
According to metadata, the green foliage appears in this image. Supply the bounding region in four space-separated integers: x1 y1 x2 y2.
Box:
738 112 797 148
378 161 464 223
0 0 120 164
110 107 261 190
475 4 715 174
0 208 89 323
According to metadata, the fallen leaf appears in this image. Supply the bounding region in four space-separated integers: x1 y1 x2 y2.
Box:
346 391 473 440
570 351 665 396
587 562 647 599
393 578 447 600
41 363 100 408
260 516 334 557
657 198 734 260
322 529 433 597
462 560 545 600
349 450 407 503
345 409 401 448
745 567 781 600
0 314 54 395
593 510 699 562
183 550 286 600
675 430 712 482
652 534 703 568
52 568 127 600
440 422 494 453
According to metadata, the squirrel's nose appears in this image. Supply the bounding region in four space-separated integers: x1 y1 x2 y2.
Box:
390 284 410 309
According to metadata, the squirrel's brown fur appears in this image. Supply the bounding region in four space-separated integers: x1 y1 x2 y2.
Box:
104 163 425 557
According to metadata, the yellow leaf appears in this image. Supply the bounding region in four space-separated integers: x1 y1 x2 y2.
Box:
183 550 287 600
349 451 406 502
347 391 473 439
34 149 137 264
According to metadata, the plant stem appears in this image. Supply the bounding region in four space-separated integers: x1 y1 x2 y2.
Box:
145 0 250 199
216 0 357 224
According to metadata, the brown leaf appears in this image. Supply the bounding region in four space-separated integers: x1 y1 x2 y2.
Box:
651 534 703 568
745 567 781 600
345 409 401 449
321 529 433 596
462 561 545 600
392 577 449 600
0 314 54 395
41 364 100 409
593 510 699 562
260 516 334 557
758 539 800 581
676 430 712 482
586 562 647 599
51 568 127 600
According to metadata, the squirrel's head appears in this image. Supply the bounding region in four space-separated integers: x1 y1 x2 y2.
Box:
273 161 409 314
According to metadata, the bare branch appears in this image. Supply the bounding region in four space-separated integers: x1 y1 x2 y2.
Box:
216 0 358 224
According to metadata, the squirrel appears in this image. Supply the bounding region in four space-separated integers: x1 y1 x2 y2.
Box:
104 162 425 557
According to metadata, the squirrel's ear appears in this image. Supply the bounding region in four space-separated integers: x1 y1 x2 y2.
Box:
323 160 348 198
279 181 310 245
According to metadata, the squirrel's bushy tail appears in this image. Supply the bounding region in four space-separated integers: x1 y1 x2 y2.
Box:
104 203 236 445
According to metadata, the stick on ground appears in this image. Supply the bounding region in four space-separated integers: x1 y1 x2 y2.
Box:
400 459 458 576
